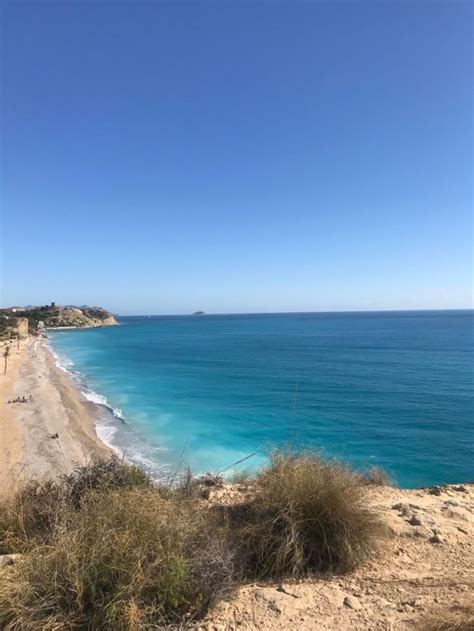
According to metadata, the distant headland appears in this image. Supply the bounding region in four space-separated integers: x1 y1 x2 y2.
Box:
192 311 205 316
0 303 117 339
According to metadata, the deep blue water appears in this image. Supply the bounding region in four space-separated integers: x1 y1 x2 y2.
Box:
49 311 474 487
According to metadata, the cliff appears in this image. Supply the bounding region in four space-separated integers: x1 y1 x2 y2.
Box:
41 306 118 329
0 315 29 340
0 304 118 333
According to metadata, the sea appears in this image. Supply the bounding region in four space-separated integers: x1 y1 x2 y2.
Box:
48 310 474 488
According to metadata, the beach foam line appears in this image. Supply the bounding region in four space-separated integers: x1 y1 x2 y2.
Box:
80 389 125 421
44 341 75 373
42 340 125 421
44 335 171 481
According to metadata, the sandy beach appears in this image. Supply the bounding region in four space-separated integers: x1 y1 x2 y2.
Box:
0 336 473 629
0 336 111 497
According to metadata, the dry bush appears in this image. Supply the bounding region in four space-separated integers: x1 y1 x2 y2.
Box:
230 469 253 487
226 451 385 579
0 451 388 628
361 465 393 487
169 467 224 500
0 457 151 553
0 488 233 630
419 604 474 630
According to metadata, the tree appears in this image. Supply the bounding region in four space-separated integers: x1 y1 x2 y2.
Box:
3 345 10 375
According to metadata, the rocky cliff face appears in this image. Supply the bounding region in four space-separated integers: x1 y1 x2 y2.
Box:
41 307 118 328
0 305 118 333
15 317 29 337
0 316 29 340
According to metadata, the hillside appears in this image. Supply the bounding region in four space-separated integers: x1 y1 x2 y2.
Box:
0 304 117 335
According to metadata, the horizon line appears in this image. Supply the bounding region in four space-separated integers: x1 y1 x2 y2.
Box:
115 308 474 317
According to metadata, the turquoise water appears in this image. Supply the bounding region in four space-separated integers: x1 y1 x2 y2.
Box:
49 311 474 488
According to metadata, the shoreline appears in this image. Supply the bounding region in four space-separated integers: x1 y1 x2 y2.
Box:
0 336 112 497
0 334 472 496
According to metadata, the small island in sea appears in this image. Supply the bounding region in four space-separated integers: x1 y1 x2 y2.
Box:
192 310 205 316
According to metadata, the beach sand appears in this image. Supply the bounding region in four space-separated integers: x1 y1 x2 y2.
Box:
0 337 472 629
0 336 111 497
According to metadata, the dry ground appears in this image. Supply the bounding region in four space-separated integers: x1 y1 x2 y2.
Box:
201 483 474 630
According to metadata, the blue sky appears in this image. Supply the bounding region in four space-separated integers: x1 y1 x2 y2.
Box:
1 1 472 314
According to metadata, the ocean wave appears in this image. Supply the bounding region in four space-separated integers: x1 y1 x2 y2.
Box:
44 342 75 374
94 413 169 481
46 336 171 481
81 389 125 421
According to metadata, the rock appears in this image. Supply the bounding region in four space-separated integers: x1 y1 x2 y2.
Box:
428 486 443 496
411 526 432 539
453 485 468 493
408 514 423 526
457 526 469 535
429 534 444 544
343 595 362 610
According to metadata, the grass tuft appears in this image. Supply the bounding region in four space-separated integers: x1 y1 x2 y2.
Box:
0 457 151 553
226 451 385 578
0 488 233 629
419 605 474 630
0 451 386 628
361 465 393 487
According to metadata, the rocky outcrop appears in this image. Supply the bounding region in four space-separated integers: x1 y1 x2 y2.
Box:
41 307 118 328
15 317 29 338
0 315 29 340
0 305 118 333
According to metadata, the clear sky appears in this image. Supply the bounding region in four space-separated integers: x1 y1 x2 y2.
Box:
1 1 472 315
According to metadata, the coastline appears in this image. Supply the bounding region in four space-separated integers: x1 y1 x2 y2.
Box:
1 338 473 629
0 336 111 497
1 326 472 496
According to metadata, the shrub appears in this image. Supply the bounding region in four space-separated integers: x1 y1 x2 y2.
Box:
0 488 233 630
230 469 253 486
167 467 224 500
361 465 393 487
0 457 152 553
0 451 387 628
226 451 385 579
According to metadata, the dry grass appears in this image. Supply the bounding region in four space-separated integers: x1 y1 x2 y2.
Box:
0 457 151 553
361 465 393 487
419 605 474 630
225 451 385 579
0 452 386 628
0 488 233 630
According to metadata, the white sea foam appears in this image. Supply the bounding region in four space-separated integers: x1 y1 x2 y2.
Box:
81 389 125 421
46 336 170 481
95 418 118 445
45 343 75 373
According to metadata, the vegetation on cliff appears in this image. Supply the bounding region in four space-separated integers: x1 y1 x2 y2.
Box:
0 452 386 630
0 303 117 335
